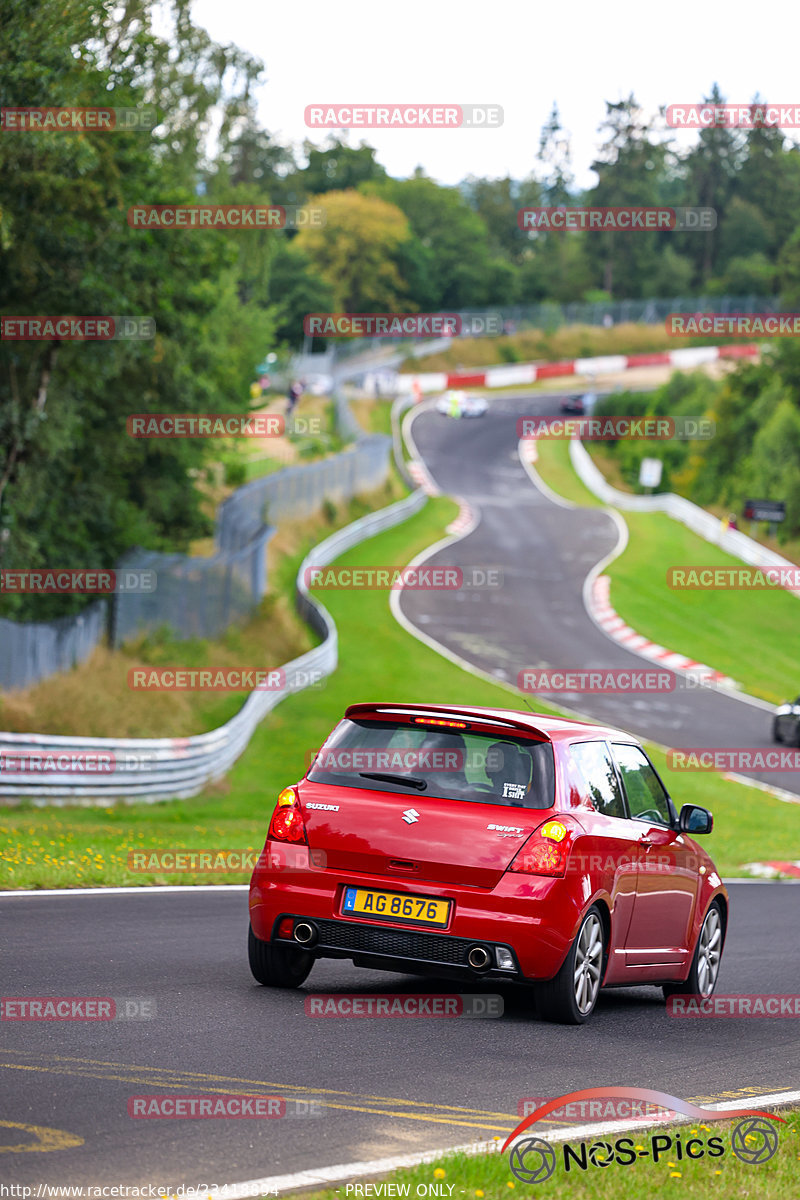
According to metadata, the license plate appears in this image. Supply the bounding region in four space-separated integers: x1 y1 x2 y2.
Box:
341 887 451 928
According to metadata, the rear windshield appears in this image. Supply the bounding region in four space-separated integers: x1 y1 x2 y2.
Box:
307 718 555 809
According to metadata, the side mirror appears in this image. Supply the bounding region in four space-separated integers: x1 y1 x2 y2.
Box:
679 803 713 835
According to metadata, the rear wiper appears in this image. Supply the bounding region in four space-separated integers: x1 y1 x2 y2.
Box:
359 772 427 791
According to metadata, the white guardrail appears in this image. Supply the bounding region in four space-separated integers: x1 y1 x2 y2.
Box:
569 439 800 595
0 489 427 805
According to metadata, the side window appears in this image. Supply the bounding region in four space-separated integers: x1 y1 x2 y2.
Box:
569 741 626 819
612 743 672 826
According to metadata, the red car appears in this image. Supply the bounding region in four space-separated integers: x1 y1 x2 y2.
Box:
248 703 727 1023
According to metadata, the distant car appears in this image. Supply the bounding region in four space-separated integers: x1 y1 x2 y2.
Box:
248 702 727 1024
435 390 488 418
559 394 585 415
772 697 800 745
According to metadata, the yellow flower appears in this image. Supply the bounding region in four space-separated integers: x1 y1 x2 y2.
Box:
714 1170 722 1175
475 1192 484 1197
667 1162 675 1168
506 1183 515 1190
669 1172 682 1179
433 1170 446 1180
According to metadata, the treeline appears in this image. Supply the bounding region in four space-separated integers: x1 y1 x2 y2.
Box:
4 0 800 621
590 319 800 542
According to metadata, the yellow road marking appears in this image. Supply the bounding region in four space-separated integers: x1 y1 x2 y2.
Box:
0 1120 83 1154
0 1054 516 1132
0 1051 788 1137
0 1050 517 1122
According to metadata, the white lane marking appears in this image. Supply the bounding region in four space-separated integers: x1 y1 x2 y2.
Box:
0 885 249 898
212 1088 800 1196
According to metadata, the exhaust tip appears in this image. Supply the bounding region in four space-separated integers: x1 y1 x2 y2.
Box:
467 944 492 971
294 921 318 946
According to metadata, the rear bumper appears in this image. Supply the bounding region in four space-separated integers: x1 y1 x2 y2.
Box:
267 913 522 982
249 846 583 981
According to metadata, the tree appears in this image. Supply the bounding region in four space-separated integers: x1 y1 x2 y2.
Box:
680 83 742 284
298 137 387 195
293 190 415 313
0 0 275 619
585 96 670 297
365 175 500 308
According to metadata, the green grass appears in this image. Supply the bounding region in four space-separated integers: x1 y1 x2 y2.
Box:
289 1109 800 1200
533 439 800 704
4 494 800 888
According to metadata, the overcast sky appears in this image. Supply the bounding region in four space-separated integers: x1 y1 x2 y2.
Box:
192 0 799 189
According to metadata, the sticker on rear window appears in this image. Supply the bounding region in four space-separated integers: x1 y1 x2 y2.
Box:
503 783 526 800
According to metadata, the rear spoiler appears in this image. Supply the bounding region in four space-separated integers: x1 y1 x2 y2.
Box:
343 702 551 742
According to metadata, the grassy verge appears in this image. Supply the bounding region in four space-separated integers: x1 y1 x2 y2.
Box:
290 1109 800 1200
4 494 800 888
0 480 404 739
533 438 800 704
401 323 720 375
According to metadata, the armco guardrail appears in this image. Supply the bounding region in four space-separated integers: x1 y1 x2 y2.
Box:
0 489 427 805
569 438 800 595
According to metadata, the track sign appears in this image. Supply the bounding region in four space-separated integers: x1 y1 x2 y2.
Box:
743 498 786 523
639 457 663 488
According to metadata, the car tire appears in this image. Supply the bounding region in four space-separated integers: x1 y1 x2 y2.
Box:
662 900 723 1002
534 905 605 1025
772 719 783 743
248 924 313 988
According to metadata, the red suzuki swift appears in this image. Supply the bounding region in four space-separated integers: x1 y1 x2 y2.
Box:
248 702 727 1023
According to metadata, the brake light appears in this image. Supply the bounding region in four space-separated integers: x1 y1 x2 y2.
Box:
412 717 468 728
268 787 308 844
510 819 572 877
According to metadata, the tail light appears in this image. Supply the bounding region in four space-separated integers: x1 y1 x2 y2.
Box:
268 786 308 845
509 819 572 877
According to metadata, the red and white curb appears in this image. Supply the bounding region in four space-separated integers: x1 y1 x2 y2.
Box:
446 500 478 536
407 457 439 495
401 342 759 395
589 574 739 689
743 860 800 879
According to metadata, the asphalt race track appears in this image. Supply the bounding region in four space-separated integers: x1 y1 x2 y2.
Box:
3 393 800 1188
2 887 799 1186
399 394 800 798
